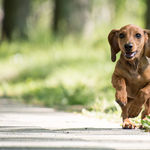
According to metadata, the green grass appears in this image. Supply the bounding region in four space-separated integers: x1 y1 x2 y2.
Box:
0 34 119 116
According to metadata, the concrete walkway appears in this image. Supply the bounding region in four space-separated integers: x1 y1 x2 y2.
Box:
0 99 150 150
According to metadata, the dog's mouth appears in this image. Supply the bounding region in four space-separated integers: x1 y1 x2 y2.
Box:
123 51 137 59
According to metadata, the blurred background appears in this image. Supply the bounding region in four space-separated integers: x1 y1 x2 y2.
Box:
0 0 149 120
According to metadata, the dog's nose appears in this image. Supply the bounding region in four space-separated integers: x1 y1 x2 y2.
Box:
124 43 133 50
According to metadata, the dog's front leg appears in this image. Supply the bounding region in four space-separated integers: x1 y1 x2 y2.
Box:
112 74 127 107
122 98 136 129
112 74 135 128
128 83 150 118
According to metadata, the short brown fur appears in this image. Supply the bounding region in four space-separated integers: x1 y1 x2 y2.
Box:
108 24 150 129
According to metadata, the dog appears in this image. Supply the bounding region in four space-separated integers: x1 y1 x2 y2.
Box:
108 24 150 129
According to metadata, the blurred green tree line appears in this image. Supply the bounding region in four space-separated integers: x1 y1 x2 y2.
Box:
2 0 92 40
1 0 150 40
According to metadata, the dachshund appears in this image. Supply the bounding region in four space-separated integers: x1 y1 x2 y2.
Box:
108 24 150 129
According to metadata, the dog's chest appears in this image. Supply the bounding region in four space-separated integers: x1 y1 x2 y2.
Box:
125 67 150 98
125 67 150 84
125 71 140 84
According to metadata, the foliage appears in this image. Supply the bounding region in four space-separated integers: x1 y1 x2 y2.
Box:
0 28 119 114
141 116 150 132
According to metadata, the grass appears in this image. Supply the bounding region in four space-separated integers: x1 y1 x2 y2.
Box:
0 32 121 118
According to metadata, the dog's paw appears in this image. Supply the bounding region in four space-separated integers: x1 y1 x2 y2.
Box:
139 124 145 129
122 118 136 129
115 90 127 107
128 102 143 118
116 99 127 107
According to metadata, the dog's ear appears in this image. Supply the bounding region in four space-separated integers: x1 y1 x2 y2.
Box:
108 29 120 62
144 29 150 58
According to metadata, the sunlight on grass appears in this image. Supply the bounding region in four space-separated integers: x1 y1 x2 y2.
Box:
0 34 118 116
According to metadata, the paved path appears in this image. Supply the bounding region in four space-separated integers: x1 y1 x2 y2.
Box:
0 99 150 150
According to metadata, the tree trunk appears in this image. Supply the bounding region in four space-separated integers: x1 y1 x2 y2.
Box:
53 0 90 35
2 0 30 40
146 0 150 29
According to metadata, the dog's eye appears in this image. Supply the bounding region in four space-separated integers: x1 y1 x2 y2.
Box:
135 33 141 38
119 33 124 39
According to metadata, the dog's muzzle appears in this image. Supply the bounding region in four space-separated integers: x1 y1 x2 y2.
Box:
124 51 137 59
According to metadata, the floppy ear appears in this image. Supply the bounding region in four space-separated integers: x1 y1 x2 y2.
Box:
144 29 150 58
108 29 120 62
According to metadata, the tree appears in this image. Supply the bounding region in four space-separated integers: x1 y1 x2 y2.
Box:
146 0 150 29
2 0 30 40
53 0 90 35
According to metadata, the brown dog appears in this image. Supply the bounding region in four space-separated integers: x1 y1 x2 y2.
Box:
108 24 150 129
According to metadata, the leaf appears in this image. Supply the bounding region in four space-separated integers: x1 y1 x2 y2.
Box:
141 120 150 129
146 116 150 120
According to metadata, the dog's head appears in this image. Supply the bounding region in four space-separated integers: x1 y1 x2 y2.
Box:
108 24 150 62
